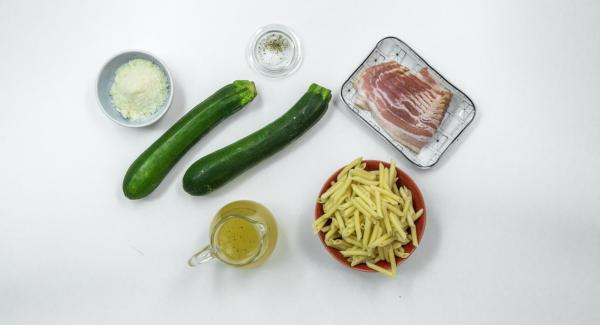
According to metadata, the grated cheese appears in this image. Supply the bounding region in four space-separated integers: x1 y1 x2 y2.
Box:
110 59 168 121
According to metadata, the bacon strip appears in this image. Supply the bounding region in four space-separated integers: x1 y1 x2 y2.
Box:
354 62 452 152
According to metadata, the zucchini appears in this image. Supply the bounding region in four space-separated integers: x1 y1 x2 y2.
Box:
123 80 256 199
183 83 332 195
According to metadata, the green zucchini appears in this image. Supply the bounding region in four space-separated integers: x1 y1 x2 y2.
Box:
123 80 257 199
183 83 332 195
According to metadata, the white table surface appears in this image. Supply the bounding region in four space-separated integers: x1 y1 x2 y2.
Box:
2 0 600 324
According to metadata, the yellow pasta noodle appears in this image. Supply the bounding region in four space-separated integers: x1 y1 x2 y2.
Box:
337 157 362 181
385 202 404 218
352 176 379 186
340 249 370 257
366 261 394 277
350 168 377 180
368 223 382 247
392 182 400 196
382 204 392 234
388 246 397 275
362 214 373 247
332 175 352 201
374 188 383 220
353 210 362 241
350 257 366 267
334 211 345 231
320 178 343 202
388 160 397 189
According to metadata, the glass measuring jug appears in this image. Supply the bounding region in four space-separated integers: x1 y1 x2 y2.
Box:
188 200 278 268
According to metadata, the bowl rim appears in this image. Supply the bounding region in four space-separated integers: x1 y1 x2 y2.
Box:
314 159 427 273
96 49 174 128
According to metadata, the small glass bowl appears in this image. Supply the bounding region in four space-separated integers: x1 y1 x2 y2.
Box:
246 24 303 78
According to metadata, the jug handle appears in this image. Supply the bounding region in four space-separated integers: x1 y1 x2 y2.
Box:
188 245 215 267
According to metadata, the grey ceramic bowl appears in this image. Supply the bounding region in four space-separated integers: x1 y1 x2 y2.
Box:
97 50 173 127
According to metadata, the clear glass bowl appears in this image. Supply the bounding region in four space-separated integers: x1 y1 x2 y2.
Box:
246 24 303 78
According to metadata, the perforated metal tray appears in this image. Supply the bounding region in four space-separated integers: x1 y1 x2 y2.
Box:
340 37 476 168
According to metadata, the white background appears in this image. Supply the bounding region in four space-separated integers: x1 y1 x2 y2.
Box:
1 0 599 324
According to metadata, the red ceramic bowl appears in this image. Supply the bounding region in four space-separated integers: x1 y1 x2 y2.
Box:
315 160 426 272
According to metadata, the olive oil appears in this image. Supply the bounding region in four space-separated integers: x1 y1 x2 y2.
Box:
215 217 261 263
209 200 278 267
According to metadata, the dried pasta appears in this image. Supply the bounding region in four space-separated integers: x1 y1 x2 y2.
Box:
313 158 424 278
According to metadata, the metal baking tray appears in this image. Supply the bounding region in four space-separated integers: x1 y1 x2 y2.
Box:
340 37 476 168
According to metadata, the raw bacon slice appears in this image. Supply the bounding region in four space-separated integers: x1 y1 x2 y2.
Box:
354 61 452 152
